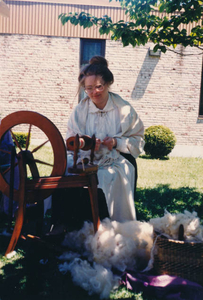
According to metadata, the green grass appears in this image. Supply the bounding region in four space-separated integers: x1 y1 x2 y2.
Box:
135 156 203 221
27 145 54 178
0 149 203 300
137 156 203 191
110 287 144 299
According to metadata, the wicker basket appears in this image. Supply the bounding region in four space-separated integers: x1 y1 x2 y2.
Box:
153 231 203 286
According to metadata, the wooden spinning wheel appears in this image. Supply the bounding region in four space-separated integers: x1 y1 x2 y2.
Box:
0 111 100 256
0 111 67 201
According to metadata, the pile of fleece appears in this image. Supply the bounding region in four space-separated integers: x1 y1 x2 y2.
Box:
149 210 203 242
58 218 153 299
58 211 203 299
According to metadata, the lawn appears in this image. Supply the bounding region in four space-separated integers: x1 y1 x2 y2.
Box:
0 149 203 300
136 156 203 221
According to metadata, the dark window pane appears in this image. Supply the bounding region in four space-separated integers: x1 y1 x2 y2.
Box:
199 60 203 116
80 39 105 65
79 39 106 101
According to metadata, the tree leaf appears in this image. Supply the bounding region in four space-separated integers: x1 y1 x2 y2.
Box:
58 1 203 54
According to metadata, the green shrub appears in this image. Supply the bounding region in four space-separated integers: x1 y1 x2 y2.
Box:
13 132 30 149
144 125 176 159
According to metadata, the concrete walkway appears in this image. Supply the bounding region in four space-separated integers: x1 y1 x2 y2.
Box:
169 145 203 158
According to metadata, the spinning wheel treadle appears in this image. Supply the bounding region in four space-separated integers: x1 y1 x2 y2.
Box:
0 111 100 256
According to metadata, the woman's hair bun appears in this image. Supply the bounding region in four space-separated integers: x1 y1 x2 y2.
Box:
89 56 108 67
78 55 113 87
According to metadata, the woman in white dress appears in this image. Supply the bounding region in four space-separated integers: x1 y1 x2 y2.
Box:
66 56 145 222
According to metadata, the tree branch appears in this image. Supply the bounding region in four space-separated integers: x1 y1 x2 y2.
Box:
165 46 203 56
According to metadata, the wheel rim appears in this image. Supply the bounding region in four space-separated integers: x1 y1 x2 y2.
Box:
0 111 67 201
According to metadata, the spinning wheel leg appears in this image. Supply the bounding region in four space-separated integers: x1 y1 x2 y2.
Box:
7 146 16 231
88 173 100 232
5 170 26 256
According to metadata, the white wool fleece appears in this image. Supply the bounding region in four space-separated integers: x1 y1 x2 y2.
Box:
149 210 203 241
59 258 120 300
61 218 153 271
59 218 154 299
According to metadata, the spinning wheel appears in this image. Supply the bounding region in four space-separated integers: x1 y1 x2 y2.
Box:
0 111 100 256
0 110 67 202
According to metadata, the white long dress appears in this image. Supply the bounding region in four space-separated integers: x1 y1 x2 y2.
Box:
66 92 145 222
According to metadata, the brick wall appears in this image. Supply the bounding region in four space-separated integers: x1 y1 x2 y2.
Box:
106 41 203 146
0 34 80 139
0 34 203 147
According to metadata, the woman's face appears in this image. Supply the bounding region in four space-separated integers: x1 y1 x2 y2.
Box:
84 75 109 109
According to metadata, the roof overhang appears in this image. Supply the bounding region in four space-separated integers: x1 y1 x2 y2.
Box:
0 0 9 17
5 0 121 7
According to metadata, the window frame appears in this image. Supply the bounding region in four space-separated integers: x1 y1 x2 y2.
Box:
80 38 106 66
79 38 106 102
199 59 203 117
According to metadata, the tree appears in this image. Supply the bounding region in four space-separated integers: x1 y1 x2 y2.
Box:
58 0 203 55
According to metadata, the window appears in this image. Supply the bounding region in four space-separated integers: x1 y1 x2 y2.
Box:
80 38 105 65
79 39 106 100
199 59 203 117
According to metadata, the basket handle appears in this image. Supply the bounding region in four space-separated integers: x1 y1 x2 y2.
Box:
178 224 184 241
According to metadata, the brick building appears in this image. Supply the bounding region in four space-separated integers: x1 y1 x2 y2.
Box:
0 0 203 156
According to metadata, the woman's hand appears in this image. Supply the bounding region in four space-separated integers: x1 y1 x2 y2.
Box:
95 138 102 151
102 137 117 151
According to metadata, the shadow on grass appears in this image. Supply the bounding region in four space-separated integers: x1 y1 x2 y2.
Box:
135 184 203 222
139 155 170 160
0 234 100 300
0 219 100 300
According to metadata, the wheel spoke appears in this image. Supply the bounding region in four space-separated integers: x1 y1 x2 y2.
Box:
26 124 32 150
10 129 22 151
2 162 19 176
31 158 53 167
31 140 49 154
0 149 11 155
